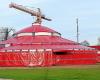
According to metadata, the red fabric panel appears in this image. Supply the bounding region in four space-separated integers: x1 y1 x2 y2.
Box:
0 50 97 67
54 50 97 65
97 54 100 62
0 50 53 67
43 51 53 66
2 52 30 66
90 46 100 50
0 53 4 66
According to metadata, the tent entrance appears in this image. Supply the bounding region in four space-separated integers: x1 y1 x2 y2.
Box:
54 52 66 55
53 50 70 65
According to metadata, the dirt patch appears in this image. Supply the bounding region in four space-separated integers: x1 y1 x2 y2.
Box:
51 64 100 69
0 79 13 80
0 64 100 69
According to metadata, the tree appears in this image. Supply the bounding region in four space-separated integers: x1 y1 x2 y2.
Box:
97 37 100 45
0 27 15 41
80 40 90 46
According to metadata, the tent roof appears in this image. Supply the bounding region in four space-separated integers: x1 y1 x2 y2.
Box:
1 44 93 51
16 24 58 34
0 36 77 44
0 24 95 51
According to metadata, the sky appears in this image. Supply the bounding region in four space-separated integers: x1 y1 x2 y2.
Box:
0 0 100 45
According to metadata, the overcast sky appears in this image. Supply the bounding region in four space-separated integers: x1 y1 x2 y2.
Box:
0 0 100 45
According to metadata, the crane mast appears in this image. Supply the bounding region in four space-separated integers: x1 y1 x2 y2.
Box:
9 2 52 24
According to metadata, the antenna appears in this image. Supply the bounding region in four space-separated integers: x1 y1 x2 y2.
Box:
76 18 79 43
9 2 52 24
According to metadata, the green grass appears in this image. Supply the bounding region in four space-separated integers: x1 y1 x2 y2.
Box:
0 67 100 80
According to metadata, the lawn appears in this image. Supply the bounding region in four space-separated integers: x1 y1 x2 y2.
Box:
0 66 100 80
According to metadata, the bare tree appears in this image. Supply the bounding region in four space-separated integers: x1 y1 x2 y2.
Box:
97 37 100 45
0 27 15 41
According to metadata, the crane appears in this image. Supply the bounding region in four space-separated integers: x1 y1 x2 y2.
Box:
9 2 52 24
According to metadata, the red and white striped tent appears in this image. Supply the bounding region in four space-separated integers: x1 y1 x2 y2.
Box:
0 24 97 66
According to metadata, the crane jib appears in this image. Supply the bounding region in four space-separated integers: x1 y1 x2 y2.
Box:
9 2 52 23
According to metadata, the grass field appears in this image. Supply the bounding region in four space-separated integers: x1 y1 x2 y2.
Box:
0 65 100 80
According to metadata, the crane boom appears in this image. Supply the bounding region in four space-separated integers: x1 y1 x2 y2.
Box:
9 2 52 23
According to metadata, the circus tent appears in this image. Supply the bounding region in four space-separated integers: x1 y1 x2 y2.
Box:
0 24 97 66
